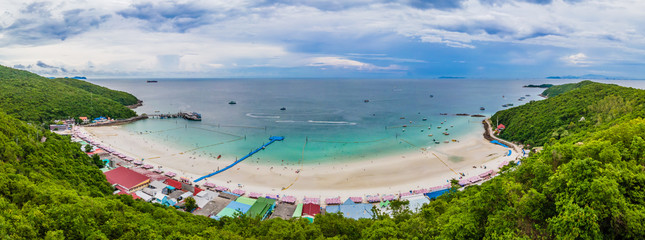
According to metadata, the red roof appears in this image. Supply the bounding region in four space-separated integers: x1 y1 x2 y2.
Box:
302 203 321 216
193 187 203 196
497 124 506 129
87 149 104 155
165 178 183 189
104 167 150 191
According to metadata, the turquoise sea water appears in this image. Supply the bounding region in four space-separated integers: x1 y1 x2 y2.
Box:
89 78 645 165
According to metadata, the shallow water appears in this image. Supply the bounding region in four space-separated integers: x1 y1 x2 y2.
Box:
89 78 645 165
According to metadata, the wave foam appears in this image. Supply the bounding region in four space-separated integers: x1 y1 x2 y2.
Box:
246 113 280 119
307 120 357 125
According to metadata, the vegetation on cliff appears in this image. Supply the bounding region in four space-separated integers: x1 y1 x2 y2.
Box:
0 65 137 122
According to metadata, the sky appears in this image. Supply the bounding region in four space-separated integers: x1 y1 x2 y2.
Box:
1 0 644 78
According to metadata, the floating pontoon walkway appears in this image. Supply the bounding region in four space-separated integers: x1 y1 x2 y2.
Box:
194 136 285 182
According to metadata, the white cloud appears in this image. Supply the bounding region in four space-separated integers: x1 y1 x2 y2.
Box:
308 57 406 71
562 53 591 66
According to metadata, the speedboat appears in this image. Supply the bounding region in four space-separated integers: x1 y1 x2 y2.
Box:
229 101 237 105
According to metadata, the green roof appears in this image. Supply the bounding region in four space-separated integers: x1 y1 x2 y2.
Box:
246 197 277 219
235 196 257 206
293 203 303 218
215 208 240 219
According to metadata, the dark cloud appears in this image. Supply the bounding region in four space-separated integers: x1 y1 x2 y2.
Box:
404 0 465 10
437 20 567 41
117 2 212 33
1 3 110 44
256 0 465 11
480 0 583 5
37 61 55 68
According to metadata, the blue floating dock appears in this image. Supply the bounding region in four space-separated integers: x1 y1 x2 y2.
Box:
194 136 285 183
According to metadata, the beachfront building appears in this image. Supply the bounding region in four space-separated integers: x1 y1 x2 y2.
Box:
325 198 374 220
400 194 430 213
302 203 321 217
79 117 89 124
104 167 151 193
246 197 277 220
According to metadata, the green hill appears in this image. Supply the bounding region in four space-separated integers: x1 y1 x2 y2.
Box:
53 77 140 106
0 65 137 122
540 80 594 98
492 81 645 146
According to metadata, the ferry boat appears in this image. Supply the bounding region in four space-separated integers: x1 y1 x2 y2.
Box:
183 112 202 121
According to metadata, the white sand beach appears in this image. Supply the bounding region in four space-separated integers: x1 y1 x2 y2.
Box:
84 124 519 200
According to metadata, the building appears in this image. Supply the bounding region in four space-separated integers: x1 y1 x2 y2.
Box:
79 117 89 124
104 167 151 193
246 197 277 220
302 203 321 217
400 194 430 213
325 198 374 220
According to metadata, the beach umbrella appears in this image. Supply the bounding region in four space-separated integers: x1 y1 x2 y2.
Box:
232 189 245 195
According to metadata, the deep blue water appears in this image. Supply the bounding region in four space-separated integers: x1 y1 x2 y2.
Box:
88 78 645 165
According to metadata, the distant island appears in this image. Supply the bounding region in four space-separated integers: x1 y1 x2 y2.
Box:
523 84 554 88
438 76 465 79
546 74 627 80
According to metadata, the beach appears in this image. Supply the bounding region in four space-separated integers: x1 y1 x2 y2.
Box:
84 121 518 200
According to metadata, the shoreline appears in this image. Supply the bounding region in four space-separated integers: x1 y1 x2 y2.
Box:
83 119 520 200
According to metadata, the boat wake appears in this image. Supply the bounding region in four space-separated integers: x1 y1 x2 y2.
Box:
307 120 357 125
246 113 280 119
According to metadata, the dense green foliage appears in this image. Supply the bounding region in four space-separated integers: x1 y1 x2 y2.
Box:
0 65 137 122
540 80 594 97
1 76 644 239
54 77 139 106
492 81 645 146
523 84 554 88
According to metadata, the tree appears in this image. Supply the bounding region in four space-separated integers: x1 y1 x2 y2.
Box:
91 154 104 168
184 197 197 213
84 144 92 153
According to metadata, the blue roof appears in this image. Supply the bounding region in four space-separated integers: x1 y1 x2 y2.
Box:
325 203 374 220
343 198 355 205
225 201 252 214
425 189 450 199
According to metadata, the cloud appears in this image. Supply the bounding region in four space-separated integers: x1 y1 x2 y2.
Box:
308 56 406 71
562 53 591 66
36 60 55 68
1 0 645 78
1 2 110 44
117 2 213 33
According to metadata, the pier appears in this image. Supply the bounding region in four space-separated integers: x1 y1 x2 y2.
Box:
146 112 201 121
194 136 285 182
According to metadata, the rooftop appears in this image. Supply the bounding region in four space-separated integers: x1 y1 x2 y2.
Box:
104 167 150 191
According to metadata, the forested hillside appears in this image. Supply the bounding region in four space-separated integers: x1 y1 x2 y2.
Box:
1 76 644 239
53 77 140 106
492 81 645 146
540 80 594 97
0 65 137 122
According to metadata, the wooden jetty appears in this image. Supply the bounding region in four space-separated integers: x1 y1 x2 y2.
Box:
146 112 201 121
